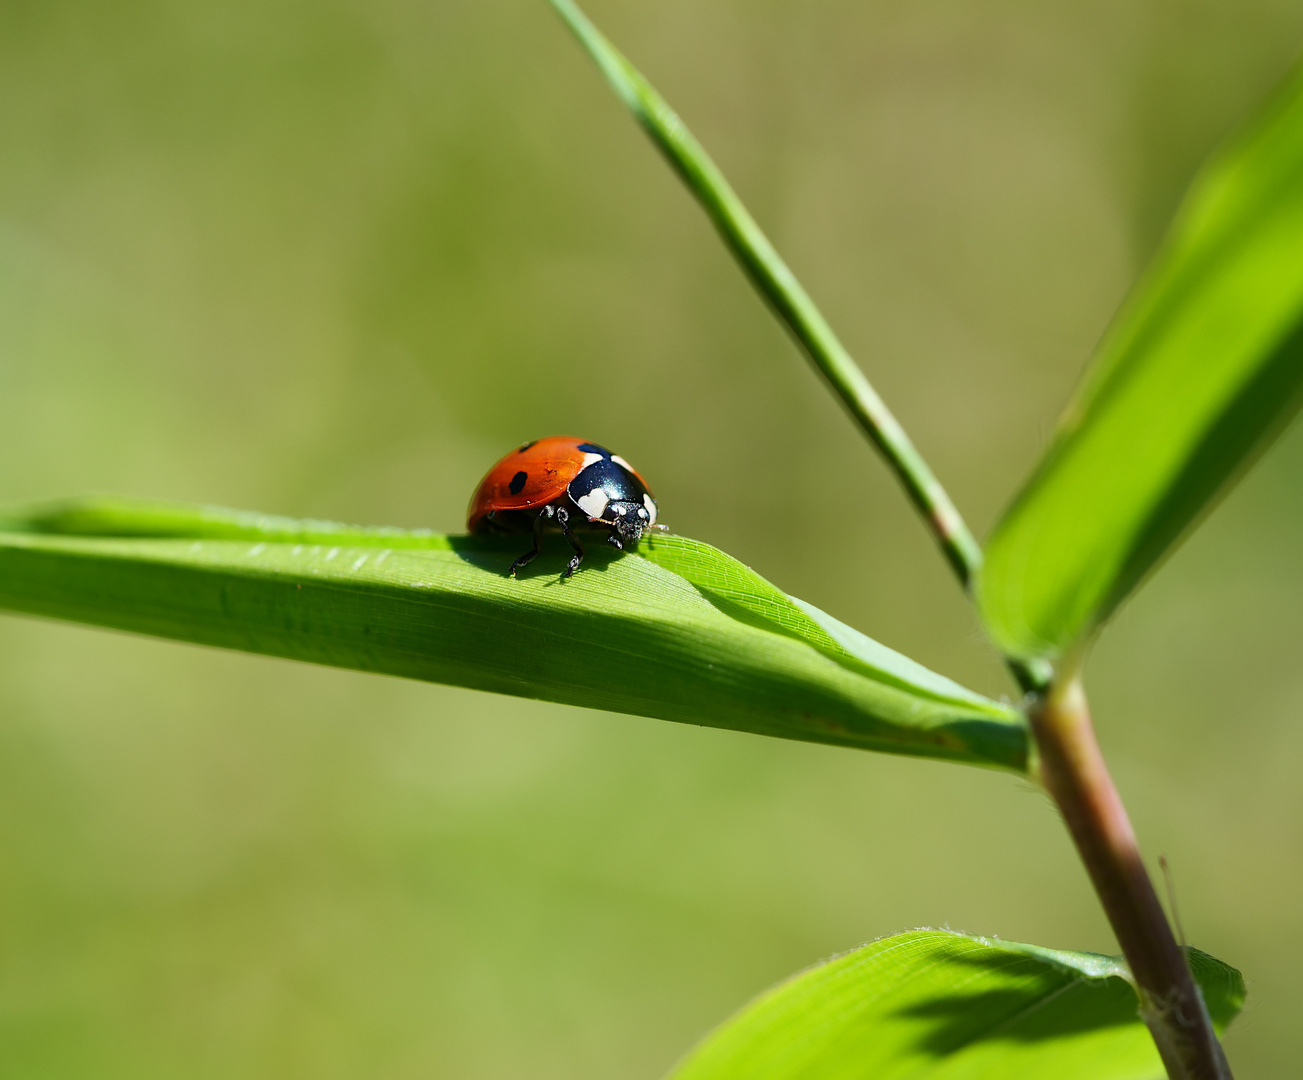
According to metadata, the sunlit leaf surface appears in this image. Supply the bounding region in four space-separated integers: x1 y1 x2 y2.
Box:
669 929 1244 1080
0 498 1028 770
980 67 1303 661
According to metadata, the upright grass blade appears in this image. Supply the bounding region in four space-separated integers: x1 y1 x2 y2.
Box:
0 498 1029 771
545 4 987 601
668 929 1245 1080
980 64 1303 662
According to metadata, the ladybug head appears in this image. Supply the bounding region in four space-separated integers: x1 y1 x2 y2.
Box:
608 500 650 545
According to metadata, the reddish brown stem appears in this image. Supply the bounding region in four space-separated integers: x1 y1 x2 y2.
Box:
1031 678 1231 1080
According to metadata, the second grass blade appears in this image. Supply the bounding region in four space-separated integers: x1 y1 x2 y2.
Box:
546 0 984 592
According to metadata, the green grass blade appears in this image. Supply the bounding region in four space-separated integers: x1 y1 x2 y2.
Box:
545 0 985 596
0 498 1028 771
667 929 1245 1080
980 65 1303 661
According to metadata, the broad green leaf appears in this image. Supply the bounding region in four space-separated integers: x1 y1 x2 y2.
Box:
980 66 1303 661
0 498 1028 771
668 929 1244 1080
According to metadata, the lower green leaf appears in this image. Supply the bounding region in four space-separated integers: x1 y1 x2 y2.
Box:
0 498 1028 771
668 929 1243 1080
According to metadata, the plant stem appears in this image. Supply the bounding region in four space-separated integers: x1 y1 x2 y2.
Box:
1031 677 1232 1080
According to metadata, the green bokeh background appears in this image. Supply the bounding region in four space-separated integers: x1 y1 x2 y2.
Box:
2 1 1301 1076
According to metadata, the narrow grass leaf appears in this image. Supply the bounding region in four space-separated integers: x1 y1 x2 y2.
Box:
980 66 1303 661
668 929 1245 1080
546 0 985 591
0 498 1028 770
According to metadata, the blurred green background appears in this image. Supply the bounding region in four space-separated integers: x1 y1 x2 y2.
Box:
2 1 1301 1076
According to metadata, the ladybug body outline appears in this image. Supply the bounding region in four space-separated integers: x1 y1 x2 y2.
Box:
467 436 659 578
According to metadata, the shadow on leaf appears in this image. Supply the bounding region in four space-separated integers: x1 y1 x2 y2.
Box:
890 951 1137 1057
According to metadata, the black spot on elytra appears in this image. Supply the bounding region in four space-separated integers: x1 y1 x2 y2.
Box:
509 471 527 495
517 441 535 453
575 442 608 456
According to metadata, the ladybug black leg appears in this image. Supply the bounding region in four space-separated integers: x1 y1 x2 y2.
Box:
605 533 624 551
556 507 585 578
509 507 552 577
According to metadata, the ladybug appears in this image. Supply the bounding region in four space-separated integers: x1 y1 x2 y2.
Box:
468 436 660 578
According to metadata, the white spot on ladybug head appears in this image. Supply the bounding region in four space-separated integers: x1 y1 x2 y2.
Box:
576 488 609 519
611 454 633 472
580 452 604 470
614 504 627 516
643 494 657 526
